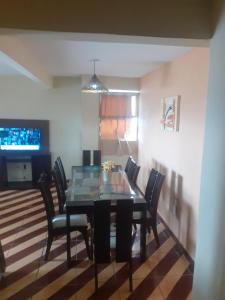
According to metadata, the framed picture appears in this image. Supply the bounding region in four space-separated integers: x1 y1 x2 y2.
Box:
161 95 180 131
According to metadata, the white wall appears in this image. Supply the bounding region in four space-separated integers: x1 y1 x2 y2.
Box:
0 75 139 177
0 76 82 178
193 2 225 299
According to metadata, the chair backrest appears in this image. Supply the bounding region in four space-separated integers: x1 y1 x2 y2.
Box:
93 150 101 166
83 150 91 166
127 158 138 183
56 156 67 190
94 200 111 263
125 156 132 173
94 199 133 264
52 166 66 214
116 199 133 262
54 161 64 188
38 174 55 231
144 169 158 202
131 165 140 185
148 172 165 221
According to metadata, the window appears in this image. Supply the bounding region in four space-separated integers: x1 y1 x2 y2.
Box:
99 94 138 156
100 94 138 142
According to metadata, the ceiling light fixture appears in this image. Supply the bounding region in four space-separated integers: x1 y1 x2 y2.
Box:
82 59 108 93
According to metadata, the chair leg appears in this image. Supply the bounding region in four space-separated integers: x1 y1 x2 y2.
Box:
90 227 94 261
152 223 160 247
81 229 92 260
94 262 98 292
129 261 133 292
133 223 137 231
45 235 53 261
131 229 137 246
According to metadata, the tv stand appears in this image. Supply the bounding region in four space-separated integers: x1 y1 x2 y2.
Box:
0 153 51 189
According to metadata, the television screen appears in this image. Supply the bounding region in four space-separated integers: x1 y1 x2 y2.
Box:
0 128 41 151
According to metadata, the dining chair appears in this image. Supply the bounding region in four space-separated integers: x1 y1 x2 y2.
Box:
132 169 157 232
83 150 101 166
131 164 140 185
125 156 132 174
56 157 68 191
51 166 66 214
132 169 165 246
93 150 101 166
38 173 91 261
83 150 91 166
126 157 140 185
0 240 6 275
93 199 133 292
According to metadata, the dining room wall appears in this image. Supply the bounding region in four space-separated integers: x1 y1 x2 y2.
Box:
0 76 83 178
0 75 139 178
138 48 209 257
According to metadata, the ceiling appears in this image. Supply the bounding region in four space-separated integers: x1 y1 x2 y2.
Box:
0 52 21 75
0 33 192 78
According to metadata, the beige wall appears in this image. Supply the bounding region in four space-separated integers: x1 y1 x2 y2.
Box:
138 48 209 257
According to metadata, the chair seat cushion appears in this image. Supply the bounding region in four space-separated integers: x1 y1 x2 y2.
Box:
52 214 88 229
132 210 151 220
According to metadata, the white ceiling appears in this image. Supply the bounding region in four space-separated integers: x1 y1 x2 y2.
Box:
0 33 192 78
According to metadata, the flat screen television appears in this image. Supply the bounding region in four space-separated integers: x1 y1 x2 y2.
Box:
0 127 41 151
0 119 49 154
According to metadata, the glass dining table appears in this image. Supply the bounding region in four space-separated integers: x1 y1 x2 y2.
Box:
66 165 147 265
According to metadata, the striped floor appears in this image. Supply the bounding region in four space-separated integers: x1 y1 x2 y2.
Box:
0 188 193 300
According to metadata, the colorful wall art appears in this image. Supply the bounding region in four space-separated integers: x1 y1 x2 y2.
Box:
161 96 180 131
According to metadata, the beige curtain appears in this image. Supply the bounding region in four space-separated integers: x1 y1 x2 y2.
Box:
99 95 138 156
100 95 132 118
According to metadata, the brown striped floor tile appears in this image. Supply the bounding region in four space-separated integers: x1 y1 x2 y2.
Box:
0 189 194 300
0 190 19 198
165 272 193 300
158 255 190 298
0 189 37 199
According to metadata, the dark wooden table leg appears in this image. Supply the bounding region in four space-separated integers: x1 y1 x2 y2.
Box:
140 209 146 261
66 210 71 268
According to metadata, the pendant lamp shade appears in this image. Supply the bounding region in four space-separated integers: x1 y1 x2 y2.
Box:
82 59 108 93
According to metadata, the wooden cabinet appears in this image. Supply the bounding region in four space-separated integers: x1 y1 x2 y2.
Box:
0 154 51 189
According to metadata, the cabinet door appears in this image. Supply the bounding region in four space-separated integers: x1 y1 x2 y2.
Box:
32 155 51 184
0 156 7 187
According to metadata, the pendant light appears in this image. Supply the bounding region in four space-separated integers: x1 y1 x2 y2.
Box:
82 59 108 93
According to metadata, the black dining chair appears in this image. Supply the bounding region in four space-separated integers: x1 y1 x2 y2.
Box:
126 157 140 185
82 150 91 166
82 150 101 166
52 166 66 214
131 164 140 185
93 150 101 166
38 173 91 261
125 156 132 174
94 199 133 292
55 157 68 191
132 169 165 246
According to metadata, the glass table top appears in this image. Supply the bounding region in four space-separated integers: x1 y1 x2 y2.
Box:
66 166 145 206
